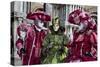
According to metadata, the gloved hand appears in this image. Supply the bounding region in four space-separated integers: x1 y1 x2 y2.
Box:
20 48 26 54
84 52 92 57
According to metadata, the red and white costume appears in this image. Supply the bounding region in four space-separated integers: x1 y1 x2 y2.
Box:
67 9 97 62
16 22 48 65
16 10 50 65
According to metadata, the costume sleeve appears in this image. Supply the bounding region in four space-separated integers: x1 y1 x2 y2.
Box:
42 30 48 41
41 34 51 56
16 25 23 51
42 34 50 47
16 24 26 55
90 32 97 48
63 35 69 56
90 32 97 59
16 38 23 51
88 19 96 31
63 35 69 46
58 35 69 61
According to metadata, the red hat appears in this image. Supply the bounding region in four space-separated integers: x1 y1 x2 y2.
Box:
68 9 82 25
26 12 51 22
79 11 91 22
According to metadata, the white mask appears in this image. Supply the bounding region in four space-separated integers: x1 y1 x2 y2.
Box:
77 23 86 32
38 20 44 28
35 20 48 30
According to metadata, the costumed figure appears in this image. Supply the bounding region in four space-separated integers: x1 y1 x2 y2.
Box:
67 9 97 62
16 8 51 65
41 17 69 64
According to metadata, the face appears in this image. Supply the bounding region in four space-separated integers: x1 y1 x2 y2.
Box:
52 18 60 31
34 20 44 28
38 21 44 28
53 19 59 27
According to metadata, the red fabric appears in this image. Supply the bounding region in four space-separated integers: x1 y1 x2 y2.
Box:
67 31 97 62
16 25 47 65
67 9 97 62
17 22 29 36
27 12 51 22
68 10 96 31
82 56 96 61
68 9 82 25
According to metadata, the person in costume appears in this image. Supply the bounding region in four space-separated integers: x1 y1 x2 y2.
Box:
41 17 69 64
16 8 50 65
67 9 97 62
